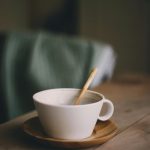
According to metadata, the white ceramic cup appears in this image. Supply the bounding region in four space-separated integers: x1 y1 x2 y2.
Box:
33 88 114 140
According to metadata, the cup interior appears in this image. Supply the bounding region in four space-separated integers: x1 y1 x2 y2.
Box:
33 89 103 106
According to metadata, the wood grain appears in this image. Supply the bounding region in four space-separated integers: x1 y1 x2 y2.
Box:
0 74 150 150
94 74 150 132
95 113 150 150
22 116 118 149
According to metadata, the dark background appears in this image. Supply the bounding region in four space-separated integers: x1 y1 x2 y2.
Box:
0 0 149 74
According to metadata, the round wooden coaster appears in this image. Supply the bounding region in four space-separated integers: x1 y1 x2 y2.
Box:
22 116 118 149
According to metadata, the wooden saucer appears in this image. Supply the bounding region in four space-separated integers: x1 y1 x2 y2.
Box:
22 116 118 149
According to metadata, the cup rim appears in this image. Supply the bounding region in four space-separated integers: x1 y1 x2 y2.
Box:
33 88 105 108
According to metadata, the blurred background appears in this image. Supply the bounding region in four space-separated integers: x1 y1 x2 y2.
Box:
0 0 149 74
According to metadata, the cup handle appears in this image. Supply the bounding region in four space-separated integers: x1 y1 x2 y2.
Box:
98 99 114 121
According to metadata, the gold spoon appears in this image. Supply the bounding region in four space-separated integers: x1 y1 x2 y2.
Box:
74 68 98 105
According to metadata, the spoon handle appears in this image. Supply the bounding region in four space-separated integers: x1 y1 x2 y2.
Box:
74 68 97 105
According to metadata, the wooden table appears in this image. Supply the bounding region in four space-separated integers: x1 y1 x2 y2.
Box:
0 74 150 150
